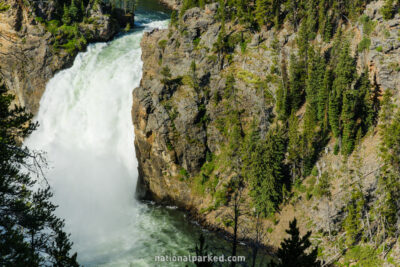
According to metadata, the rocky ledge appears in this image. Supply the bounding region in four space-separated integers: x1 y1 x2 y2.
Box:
0 0 130 113
133 0 400 261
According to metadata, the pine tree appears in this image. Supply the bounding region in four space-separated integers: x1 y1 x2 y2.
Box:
297 20 310 60
62 4 72 25
305 47 325 126
328 89 340 138
170 10 178 26
248 127 286 217
287 112 301 183
271 218 321 267
344 187 365 246
318 68 332 129
255 0 271 28
358 70 375 132
381 0 395 20
323 15 333 42
341 90 357 156
69 0 79 22
194 234 213 267
289 54 306 111
330 42 356 140
375 90 400 239
276 81 290 120
0 81 79 266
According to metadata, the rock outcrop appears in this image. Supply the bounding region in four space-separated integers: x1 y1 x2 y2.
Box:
133 0 400 262
159 0 181 10
0 0 122 113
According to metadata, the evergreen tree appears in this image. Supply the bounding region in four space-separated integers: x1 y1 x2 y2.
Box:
69 0 79 22
276 81 290 120
0 81 79 266
170 10 178 27
271 218 321 267
329 89 341 138
194 234 213 267
330 42 356 142
62 4 72 25
289 54 306 111
248 127 286 217
358 70 375 132
381 0 395 20
255 0 271 28
318 68 332 129
297 20 310 61
344 187 365 246
305 47 325 126
376 92 400 238
341 90 357 156
287 112 301 183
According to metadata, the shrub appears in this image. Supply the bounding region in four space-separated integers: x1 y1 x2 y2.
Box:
0 2 10 11
359 15 376 36
158 39 168 51
179 167 190 179
358 37 371 52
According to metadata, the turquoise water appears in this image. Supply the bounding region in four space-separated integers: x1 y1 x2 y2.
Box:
25 2 250 266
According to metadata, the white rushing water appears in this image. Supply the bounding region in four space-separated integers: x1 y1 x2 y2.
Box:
25 17 195 266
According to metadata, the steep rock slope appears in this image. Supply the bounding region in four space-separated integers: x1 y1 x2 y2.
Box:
0 0 122 113
133 0 400 264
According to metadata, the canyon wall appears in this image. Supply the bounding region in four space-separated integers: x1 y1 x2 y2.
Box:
0 0 123 113
133 0 400 263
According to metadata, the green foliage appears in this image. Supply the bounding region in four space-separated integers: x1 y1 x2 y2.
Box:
271 218 321 267
214 186 229 208
158 39 168 51
288 54 306 112
193 234 213 267
360 15 376 36
287 112 301 182
343 187 365 246
381 0 396 20
0 81 79 266
179 168 190 180
170 10 178 26
358 37 371 52
161 66 172 83
342 245 383 267
62 4 72 25
178 0 377 40
0 2 10 11
313 172 331 198
375 90 400 238
318 68 332 128
245 127 287 217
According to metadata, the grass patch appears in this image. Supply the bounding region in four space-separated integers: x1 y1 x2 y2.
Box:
359 15 376 36
341 245 383 267
236 69 261 84
0 2 10 12
358 37 371 52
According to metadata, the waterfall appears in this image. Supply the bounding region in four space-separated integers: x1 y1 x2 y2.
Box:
25 17 181 266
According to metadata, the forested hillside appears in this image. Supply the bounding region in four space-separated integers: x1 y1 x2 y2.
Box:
135 0 400 265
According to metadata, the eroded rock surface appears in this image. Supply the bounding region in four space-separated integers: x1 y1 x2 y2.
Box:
0 0 121 113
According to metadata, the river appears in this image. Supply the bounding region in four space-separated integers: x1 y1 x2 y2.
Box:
24 1 236 266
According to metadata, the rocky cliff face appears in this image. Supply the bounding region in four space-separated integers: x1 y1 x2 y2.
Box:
0 0 121 113
133 0 400 263
159 0 181 10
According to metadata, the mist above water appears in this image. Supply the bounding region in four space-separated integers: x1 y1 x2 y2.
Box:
25 11 198 266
